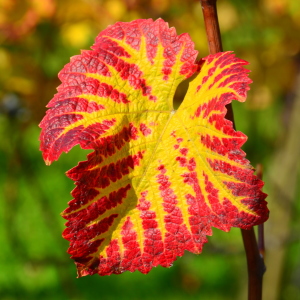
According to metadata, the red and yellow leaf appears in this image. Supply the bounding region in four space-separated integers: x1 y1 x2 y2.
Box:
39 18 268 277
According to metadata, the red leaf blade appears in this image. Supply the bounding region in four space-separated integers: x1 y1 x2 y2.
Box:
39 19 268 277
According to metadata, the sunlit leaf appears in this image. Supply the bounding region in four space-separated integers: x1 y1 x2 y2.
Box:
39 18 268 277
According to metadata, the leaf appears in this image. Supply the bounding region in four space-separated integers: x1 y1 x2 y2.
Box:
39 18 268 277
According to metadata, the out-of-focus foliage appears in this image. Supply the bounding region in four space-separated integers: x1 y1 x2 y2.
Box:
0 0 299 299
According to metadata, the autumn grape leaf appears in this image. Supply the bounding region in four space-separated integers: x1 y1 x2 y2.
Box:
39 18 268 277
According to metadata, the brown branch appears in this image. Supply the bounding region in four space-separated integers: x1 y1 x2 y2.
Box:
256 164 265 258
200 0 235 125
199 1 265 299
200 0 223 54
241 228 265 300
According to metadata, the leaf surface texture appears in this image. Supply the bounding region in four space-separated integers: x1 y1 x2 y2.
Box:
39 18 268 277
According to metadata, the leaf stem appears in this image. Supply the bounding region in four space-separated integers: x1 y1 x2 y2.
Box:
199 1 265 299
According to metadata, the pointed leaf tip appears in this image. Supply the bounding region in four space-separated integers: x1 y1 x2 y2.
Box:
39 18 268 277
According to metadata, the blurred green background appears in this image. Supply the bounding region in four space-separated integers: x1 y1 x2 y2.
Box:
1 0 300 299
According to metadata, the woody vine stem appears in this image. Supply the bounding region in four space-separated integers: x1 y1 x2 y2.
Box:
199 1 266 299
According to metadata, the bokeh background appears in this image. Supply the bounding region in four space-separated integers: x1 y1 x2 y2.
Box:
1 0 300 299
